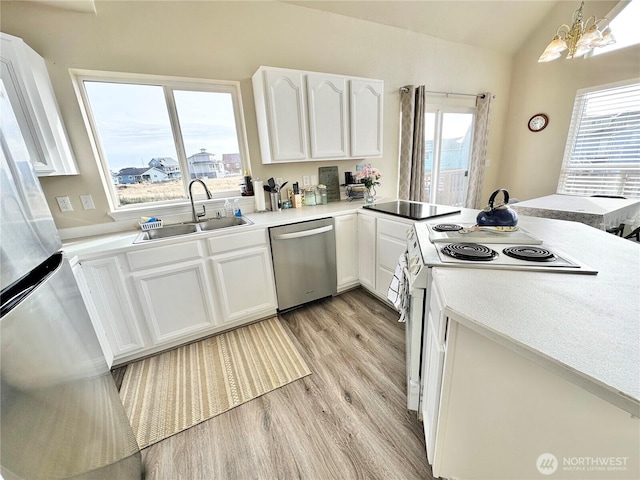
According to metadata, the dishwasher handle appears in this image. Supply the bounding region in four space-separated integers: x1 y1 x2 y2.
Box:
272 225 333 241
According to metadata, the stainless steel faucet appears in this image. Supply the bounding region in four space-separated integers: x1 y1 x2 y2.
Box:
189 179 213 223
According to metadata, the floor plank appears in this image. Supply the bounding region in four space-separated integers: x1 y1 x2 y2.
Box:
139 288 435 479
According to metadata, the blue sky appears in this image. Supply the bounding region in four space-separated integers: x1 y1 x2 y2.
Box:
84 81 240 172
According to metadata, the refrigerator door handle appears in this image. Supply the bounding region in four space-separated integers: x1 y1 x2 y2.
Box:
0 252 62 318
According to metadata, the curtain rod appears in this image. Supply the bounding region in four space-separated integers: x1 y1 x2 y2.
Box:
399 86 486 99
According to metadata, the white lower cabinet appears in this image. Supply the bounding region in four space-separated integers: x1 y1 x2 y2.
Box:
335 213 359 292
425 273 640 480
210 246 276 323
73 228 277 365
132 260 218 344
375 216 412 300
80 256 146 359
357 214 376 291
71 259 115 367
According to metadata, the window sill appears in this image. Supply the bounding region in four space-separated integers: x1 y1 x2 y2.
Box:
107 196 255 224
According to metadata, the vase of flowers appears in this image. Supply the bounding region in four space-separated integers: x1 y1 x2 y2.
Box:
355 164 382 204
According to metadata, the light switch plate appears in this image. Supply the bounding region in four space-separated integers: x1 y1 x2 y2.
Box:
302 176 310 186
56 196 73 212
80 194 95 210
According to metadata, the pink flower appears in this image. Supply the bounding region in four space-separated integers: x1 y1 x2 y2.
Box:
355 165 382 189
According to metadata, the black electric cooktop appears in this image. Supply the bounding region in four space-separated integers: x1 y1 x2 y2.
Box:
362 200 461 221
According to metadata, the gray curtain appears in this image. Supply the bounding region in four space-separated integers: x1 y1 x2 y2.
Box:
398 85 427 202
465 93 493 209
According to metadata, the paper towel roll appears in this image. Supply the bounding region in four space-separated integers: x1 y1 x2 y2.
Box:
254 180 266 211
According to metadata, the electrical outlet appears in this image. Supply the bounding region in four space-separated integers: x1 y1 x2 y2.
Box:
275 177 283 186
56 196 73 212
302 176 310 186
80 194 95 210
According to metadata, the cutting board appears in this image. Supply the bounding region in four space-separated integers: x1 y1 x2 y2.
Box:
318 166 340 202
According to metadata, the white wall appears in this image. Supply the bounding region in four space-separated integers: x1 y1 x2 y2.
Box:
499 0 640 201
0 0 512 230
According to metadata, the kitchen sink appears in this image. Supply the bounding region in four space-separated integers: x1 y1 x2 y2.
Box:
138 223 198 241
134 216 252 243
198 216 251 231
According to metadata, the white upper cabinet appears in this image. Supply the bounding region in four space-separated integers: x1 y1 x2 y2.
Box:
306 73 349 159
350 79 384 158
252 66 383 164
253 68 308 163
0 33 78 176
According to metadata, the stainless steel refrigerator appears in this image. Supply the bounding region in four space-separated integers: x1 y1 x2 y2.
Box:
0 80 141 478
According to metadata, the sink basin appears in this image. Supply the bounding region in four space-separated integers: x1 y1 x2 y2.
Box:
134 216 252 243
198 216 252 231
135 223 198 243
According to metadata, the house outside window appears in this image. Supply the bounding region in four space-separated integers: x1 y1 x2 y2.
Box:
557 79 640 198
71 70 251 210
424 105 476 206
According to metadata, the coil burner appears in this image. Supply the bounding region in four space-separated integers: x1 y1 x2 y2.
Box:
441 243 498 261
432 224 464 232
502 246 557 262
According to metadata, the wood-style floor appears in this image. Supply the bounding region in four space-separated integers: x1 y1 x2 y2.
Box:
121 288 435 479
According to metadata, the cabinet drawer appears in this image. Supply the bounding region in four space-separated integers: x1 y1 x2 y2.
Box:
207 229 267 254
127 240 204 271
377 217 412 240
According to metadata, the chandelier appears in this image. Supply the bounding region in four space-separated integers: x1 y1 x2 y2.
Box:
538 1 616 62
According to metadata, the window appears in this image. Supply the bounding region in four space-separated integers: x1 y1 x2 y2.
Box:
591 0 640 57
424 105 475 206
557 79 640 198
72 71 250 209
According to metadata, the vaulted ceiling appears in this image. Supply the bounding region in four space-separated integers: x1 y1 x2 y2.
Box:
285 1 559 54
20 0 560 55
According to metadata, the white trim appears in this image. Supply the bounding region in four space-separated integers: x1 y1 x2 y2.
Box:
68 68 253 212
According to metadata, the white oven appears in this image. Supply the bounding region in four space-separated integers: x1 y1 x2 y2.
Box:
404 226 432 413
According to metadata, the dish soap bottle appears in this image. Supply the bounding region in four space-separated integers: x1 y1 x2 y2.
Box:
233 199 242 217
224 199 233 217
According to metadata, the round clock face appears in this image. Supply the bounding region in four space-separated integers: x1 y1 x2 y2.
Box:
528 114 548 132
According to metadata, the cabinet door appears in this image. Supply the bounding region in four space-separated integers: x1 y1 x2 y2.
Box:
0 33 78 176
71 261 115 368
357 214 376 291
132 260 218 345
376 217 411 299
263 69 308 162
335 214 359 291
306 73 348 159
350 79 384 157
422 312 446 465
210 246 277 323
81 256 146 357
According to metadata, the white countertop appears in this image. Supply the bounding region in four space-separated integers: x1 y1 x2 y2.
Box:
428 212 640 414
512 194 640 230
62 200 365 259
63 200 640 414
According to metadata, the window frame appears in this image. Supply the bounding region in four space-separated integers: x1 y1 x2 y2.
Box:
556 78 640 198
70 69 252 218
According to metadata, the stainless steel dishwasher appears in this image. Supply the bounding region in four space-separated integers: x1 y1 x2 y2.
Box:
269 217 337 311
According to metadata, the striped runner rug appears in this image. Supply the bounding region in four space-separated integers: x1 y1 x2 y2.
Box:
119 317 311 449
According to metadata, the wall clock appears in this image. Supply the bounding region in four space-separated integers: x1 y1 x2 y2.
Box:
528 113 548 132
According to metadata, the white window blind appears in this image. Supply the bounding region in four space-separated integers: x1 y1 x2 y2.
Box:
557 79 640 198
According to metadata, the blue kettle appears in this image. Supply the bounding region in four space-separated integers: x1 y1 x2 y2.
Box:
476 189 518 227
